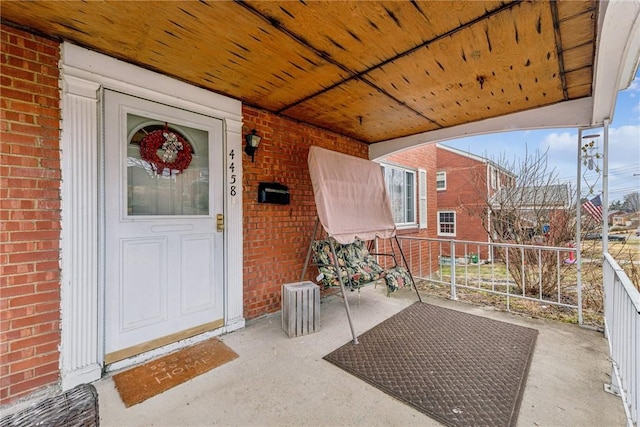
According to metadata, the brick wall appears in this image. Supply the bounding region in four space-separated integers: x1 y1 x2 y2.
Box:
436 147 491 258
241 106 367 319
0 25 62 404
382 144 438 238
381 144 440 276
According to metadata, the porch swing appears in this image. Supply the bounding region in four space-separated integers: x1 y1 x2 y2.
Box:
300 146 422 344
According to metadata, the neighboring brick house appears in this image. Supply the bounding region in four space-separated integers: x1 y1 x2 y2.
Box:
490 184 572 244
376 144 439 275
609 210 626 226
377 143 514 265
610 211 640 228
377 144 437 236
434 144 515 259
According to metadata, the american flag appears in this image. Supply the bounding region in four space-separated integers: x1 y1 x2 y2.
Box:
582 194 603 222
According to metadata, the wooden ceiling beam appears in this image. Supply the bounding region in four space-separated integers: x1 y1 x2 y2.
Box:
0 0 600 144
549 1 569 100
259 0 526 125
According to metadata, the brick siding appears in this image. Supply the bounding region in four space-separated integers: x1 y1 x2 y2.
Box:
383 144 438 238
381 145 440 275
436 147 492 259
241 106 366 319
0 24 62 404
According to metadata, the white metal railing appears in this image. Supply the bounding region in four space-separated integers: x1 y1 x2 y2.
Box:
377 236 581 320
375 235 638 424
603 253 640 427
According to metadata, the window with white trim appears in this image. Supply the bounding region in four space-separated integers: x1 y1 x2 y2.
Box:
436 171 446 191
437 211 456 236
489 166 498 190
381 164 416 227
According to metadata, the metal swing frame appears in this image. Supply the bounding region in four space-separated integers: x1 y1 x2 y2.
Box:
300 217 422 344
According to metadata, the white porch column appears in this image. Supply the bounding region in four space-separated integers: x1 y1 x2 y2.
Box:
224 118 245 332
60 75 102 389
602 119 610 254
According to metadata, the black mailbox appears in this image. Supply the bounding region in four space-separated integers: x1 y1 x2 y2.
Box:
258 182 290 205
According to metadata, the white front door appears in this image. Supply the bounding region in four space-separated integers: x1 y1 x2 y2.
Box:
104 90 224 363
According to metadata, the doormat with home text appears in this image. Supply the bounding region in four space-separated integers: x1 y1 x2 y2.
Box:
112 337 238 407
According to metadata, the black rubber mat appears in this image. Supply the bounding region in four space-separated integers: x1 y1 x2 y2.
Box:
324 302 538 427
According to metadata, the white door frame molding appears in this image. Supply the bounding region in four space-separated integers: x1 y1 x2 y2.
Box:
60 43 244 389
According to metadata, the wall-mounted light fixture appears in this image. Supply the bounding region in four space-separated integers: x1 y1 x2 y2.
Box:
245 129 261 162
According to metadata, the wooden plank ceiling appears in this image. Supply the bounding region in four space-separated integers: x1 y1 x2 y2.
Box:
0 0 597 143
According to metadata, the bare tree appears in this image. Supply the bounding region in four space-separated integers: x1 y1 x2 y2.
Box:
465 147 577 242
456 147 635 323
462 147 578 297
622 191 640 212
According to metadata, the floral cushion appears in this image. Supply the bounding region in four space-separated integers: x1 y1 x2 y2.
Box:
312 238 386 289
384 266 412 292
312 239 349 288
343 240 385 285
311 238 414 294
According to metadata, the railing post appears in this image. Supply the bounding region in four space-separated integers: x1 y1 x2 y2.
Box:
450 240 457 300
401 236 584 319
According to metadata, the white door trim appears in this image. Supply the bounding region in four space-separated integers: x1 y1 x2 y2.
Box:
60 43 244 389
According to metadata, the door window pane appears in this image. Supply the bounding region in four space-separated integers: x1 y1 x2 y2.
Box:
127 114 209 216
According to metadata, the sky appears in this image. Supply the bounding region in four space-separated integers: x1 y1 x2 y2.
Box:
442 70 640 204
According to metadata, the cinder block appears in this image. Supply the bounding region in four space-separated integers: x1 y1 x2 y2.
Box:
282 281 320 338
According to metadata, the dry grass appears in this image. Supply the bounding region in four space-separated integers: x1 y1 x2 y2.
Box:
417 278 588 326
581 238 640 292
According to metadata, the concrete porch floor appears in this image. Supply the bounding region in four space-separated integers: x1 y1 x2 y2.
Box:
94 286 627 426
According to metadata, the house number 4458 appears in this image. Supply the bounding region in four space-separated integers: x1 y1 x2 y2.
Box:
229 149 237 197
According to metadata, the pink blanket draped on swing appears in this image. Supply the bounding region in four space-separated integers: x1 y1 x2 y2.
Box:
307 146 397 244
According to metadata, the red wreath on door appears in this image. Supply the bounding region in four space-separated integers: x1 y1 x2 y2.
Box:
140 128 192 175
